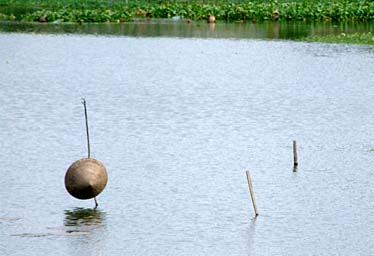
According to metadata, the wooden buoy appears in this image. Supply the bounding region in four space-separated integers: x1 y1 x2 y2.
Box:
65 158 108 200
64 99 108 207
207 14 216 23
272 10 280 21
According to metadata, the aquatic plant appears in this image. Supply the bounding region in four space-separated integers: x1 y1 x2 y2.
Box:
0 0 373 23
302 32 374 45
0 12 16 20
18 6 134 23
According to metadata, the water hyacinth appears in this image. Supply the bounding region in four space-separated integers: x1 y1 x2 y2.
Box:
0 13 16 20
302 32 374 45
20 8 133 23
0 0 373 23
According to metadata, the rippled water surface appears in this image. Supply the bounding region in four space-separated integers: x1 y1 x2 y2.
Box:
0 33 374 256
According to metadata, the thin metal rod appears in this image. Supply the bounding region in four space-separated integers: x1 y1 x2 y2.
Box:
94 197 98 208
82 99 97 208
82 98 90 159
246 170 259 216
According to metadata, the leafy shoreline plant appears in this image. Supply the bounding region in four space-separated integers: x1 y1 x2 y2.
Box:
0 0 373 23
301 32 374 45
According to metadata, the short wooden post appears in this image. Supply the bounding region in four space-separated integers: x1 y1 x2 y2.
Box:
293 140 298 167
246 170 259 216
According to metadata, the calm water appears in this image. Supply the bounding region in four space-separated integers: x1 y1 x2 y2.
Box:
0 20 373 39
0 31 374 256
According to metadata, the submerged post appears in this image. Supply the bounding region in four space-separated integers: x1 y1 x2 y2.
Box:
246 170 259 216
82 98 90 159
293 140 298 167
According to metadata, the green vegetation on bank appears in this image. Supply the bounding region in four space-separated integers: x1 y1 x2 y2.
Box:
0 0 373 23
302 32 374 45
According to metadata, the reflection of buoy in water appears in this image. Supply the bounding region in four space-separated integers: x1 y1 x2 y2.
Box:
65 158 108 200
64 99 108 208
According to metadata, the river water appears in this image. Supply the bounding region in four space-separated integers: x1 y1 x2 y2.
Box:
0 20 373 39
0 23 374 256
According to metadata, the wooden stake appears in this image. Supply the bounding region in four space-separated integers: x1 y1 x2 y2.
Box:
293 140 298 167
246 170 259 216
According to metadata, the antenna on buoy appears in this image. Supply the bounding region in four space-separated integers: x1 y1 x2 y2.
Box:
82 98 96 207
82 98 91 159
64 99 108 209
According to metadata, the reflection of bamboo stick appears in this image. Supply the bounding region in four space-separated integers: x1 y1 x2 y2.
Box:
246 171 259 216
293 140 298 167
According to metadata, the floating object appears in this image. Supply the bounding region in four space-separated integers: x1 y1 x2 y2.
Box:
207 14 216 23
65 158 108 200
246 170 259 216
64 99 108 208
272 10 280 21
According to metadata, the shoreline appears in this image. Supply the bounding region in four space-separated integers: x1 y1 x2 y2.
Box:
1 0 373 23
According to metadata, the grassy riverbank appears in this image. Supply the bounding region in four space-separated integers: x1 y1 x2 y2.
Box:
302 32 374 45
0 0 373 23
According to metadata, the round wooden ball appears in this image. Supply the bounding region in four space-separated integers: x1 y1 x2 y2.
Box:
65 158 108 200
